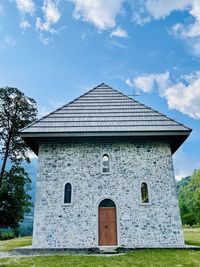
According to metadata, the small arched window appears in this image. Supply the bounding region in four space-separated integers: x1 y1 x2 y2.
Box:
141 182 149 203
64 183 72 204
102 154 110 173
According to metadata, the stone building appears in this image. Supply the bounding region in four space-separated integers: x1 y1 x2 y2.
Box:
21 83 191 248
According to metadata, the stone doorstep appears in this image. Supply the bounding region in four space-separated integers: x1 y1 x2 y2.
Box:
99 246 118 253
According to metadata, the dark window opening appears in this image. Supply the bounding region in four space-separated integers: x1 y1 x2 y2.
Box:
64 183 72 204
141 182 149 203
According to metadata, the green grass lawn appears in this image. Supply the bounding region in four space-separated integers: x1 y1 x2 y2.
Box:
0 236 32 252
0 250 200 267
184 228 200 246
0 228 199 267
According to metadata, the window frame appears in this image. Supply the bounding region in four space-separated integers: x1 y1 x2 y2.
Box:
62 182 73 206
140 181 152 206
101 153 111 174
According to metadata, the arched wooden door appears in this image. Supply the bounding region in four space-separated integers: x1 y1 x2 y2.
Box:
98 199 117 246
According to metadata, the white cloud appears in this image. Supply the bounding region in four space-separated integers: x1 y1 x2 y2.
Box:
132 0 192 25
129 71 200 119
36 0 60 33
10 0 200 52
15 0 35 32
71 0 124 30
187 0 200 38
15 0 35 15
175 169 191 181
133 72 170 93
192 40 200 57
166 0 200 57
43 0 60 23
133 74 155 92
125 78 134 88
111 27 128 38
170 24 200 57
145 0 191 20
163 72 200 119
20 19 31 29
131 0 200 57
14 0 61 44
38 34 51 46
185 0 200 38
36 18 51 32
170 8 200 39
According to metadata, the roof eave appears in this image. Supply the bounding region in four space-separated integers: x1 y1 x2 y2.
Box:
20 129 191 138
20 129 192 156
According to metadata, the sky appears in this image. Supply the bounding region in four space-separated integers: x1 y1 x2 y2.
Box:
0 0 200 180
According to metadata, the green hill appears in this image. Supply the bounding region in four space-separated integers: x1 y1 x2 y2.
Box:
177 169 200 226
177 176 192 193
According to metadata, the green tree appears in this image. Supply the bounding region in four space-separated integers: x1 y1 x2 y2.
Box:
192 169 200 222
177 169 200 226
0 87 37 229
0 165 32 229
0 87 37 188
178 185 196 225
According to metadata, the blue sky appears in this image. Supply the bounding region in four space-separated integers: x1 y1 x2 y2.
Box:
0 0 200 179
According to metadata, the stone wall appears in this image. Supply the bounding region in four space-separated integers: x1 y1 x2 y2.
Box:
32 142 184 248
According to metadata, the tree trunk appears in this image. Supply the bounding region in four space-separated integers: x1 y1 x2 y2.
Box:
0 129 12 189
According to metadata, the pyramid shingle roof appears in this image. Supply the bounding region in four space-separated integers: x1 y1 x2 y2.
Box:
21 83 190 133
21 83 191 154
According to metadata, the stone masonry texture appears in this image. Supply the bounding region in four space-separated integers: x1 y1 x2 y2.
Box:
32 142 184 248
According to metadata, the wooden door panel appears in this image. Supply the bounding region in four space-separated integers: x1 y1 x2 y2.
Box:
99 208 107 246
99 207 117 246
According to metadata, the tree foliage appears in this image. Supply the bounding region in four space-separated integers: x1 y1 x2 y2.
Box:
0 87 37 188
177 169 200 226
0 165 32 229
0 86 37 229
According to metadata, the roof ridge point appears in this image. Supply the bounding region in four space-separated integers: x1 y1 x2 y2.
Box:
105 84 137 103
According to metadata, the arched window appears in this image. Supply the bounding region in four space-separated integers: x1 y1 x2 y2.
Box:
64 183 72 204
102 154 110 173
141 182 149 203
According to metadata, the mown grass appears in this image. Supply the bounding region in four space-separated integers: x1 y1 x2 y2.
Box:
0 236 32 252
0 228 199 267
184 228 200 246
0 250 200 267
